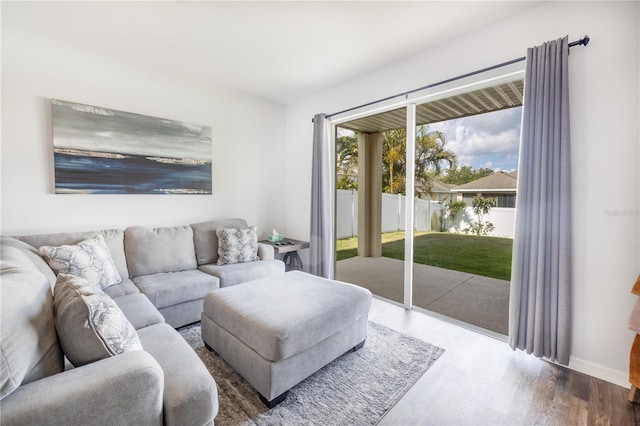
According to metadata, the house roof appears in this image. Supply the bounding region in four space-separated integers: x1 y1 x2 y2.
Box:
452 171 518 192
430 180 455 193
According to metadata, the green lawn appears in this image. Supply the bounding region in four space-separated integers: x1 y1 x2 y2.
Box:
337 231 513 281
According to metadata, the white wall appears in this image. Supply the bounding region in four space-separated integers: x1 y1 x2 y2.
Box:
1 24 287 238
336 190 516 238
285 1 640 386
336 189 357 239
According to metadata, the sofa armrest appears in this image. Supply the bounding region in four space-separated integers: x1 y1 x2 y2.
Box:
258 242 275 260
0 351 164 426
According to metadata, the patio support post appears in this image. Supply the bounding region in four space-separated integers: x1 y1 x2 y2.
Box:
357 132 382 257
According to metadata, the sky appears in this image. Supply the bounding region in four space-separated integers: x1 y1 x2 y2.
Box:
52 99 212 161
338 106 522 173
428 106 522 172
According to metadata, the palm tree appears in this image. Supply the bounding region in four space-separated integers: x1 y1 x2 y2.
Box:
382 129 406 194
336 132 359 190
414 128 457 196
382 126 457 195
335 125 458 196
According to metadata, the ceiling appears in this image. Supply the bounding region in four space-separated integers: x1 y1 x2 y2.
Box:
340 78 524 133
1 1 541 104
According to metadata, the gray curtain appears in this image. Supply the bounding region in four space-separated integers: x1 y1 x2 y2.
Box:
309 113 335 278
509 36 573 365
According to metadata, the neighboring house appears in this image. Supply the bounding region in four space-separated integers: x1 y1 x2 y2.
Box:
451 171 518 208
418 180 454 202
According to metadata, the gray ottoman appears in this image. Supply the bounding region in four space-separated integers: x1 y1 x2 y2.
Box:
201 270 372 408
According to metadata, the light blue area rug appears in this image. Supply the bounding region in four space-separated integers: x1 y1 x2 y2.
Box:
179 321 444 425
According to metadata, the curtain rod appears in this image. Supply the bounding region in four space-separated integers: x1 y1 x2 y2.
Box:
319 35 590 121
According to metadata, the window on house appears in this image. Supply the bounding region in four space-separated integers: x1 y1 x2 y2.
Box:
493 193 516 208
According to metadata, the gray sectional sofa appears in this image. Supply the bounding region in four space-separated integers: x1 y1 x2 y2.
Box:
0 218 285 426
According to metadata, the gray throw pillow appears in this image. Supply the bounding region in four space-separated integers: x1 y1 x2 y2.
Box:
216 226 259 265
53 273 143 367
39 234 121 289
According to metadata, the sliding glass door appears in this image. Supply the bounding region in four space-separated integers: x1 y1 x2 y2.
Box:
334 107 409 306
334 67 525 332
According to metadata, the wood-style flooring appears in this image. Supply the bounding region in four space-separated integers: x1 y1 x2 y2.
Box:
369 298 637 425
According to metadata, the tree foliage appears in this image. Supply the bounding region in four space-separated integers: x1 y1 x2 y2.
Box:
381 126 457 195
464 195 496 236
442 165 494 186
414 127 457 195
335 125 458 195
336 133 358 190
439 197 467 232
382 129 407 194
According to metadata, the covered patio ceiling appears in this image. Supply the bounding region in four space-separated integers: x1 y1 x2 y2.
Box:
339 79 524 134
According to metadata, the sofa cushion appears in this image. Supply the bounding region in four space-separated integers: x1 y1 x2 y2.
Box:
132 270 219 309
199 259 285 287
18 229 130 280
137 323 218 425
39 235 122 289
124 225 196 277
257 242 276 261
216 226 259 265
190 218 249 265
0 246 64 399
113 293 165 330
54 274 143 367
1 237 57 288
0 351 164 426
102 278 140 299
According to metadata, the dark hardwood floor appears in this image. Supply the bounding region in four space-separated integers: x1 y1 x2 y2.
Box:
368 298 637 425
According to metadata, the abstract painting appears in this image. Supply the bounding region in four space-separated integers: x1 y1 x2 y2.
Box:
52 99 212 194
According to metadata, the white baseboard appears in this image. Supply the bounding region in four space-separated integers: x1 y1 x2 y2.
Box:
569 356 629 388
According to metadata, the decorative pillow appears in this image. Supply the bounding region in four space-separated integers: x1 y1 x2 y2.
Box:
216 226 259 265
39 234 121 289
53 273 143 367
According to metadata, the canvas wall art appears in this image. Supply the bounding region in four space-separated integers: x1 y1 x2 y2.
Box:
52 99 212 194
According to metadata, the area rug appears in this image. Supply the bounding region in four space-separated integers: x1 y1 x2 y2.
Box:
179 321 444 425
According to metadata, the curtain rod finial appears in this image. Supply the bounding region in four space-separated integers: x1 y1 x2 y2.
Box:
582 35 590 46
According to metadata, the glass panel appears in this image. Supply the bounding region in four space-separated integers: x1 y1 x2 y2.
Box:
335 107 407 305
412 105 521 336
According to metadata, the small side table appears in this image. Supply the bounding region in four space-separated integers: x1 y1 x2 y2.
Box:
259 238 310 271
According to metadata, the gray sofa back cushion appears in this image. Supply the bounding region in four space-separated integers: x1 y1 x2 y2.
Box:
125 226 197 277
1 237 57 287
18 229 129 280
191 218 248 266
0 246 64 399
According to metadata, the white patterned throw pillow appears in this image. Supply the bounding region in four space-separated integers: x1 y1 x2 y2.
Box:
53 273 143 367
39 234 121 289
216 226 259 265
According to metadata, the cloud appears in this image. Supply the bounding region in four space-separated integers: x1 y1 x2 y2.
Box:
428 106 521 171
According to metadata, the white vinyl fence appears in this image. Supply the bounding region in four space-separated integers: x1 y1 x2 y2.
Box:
336 189 515 239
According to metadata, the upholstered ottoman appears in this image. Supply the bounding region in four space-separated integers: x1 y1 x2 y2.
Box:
201 270 372 407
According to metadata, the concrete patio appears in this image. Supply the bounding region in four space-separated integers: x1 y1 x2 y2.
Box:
336 256 510 336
